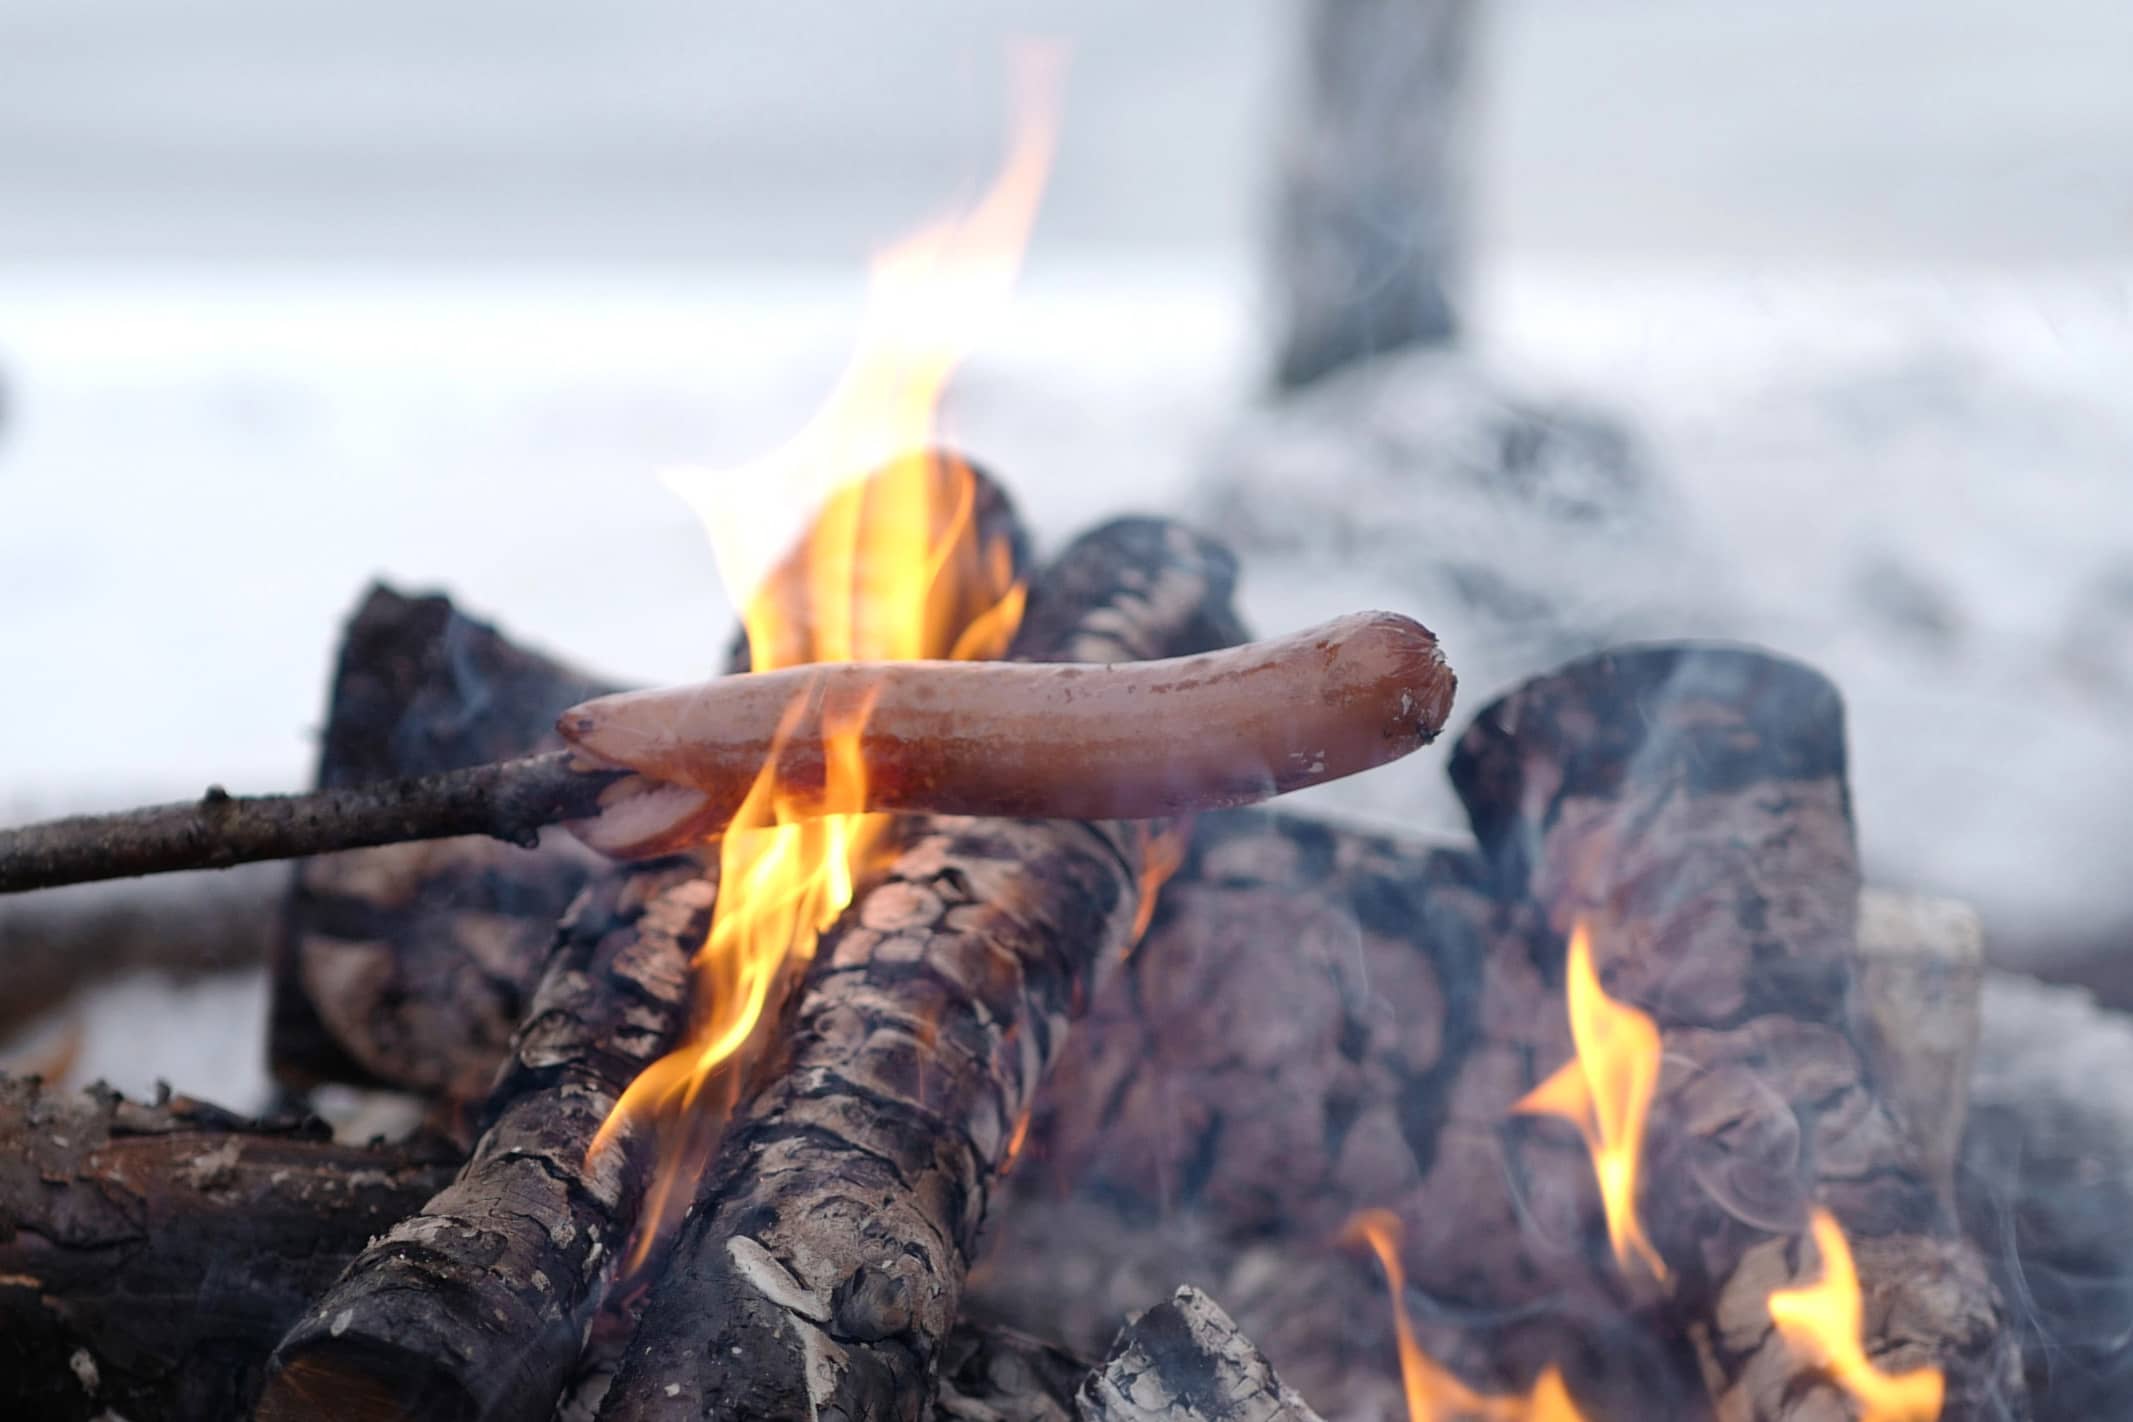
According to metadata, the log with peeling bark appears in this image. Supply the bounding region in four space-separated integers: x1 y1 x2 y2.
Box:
258 861 712 1422
1448 645 2026 1421
1077 1287 1326 1422
595 517 1251 1421
0 1075 456 1422
271 583 623 1110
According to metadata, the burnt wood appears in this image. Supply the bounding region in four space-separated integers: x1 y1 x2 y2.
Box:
1077 1287 1326 1422
258 862 711 1422
272 583 621 1111
595 518 1249 1421
0 1077 455 1422
1450 646 2026 1421
273 453 1025 1114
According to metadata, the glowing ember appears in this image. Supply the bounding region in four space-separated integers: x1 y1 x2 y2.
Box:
1514 919 1669 1283
589 46 1063 1268
1344 1209 1588 1422
1767 1209 1945 1422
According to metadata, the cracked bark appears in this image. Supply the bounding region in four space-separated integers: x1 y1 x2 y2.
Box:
596 517 1249 1421
0 1076 455 1422
258 861 711 1422
1449 645 2026 1421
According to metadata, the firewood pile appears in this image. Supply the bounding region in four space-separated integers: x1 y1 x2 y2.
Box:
1 467 2122 1422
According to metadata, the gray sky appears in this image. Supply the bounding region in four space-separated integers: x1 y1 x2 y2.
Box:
0 0 2127 267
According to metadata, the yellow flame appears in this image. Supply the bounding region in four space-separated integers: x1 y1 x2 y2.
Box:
589 46 1060 1270
1767 1210 1945 1422
1514 919 1669 1283
1344 1210 1589 1422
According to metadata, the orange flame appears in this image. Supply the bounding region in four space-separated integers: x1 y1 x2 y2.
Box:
1514 919 1669 1283
1344 1210 1588 1422
1128 817 1194 948
1767 1209 1945 1422
589 46 1062 1269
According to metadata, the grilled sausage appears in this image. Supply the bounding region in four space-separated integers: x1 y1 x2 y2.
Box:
559 611 1454 857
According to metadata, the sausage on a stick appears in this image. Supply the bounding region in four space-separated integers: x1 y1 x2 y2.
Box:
560 610 1454 857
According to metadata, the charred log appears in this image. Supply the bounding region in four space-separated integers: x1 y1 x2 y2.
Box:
258 862 710 1422
0 1076 455 1422
1076 1287 1326 1422
273 455 1026 1113
1449 645 2025 1420
272 583 620 1111
596 518 1249 1421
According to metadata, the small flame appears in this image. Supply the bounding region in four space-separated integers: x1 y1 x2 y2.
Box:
590 47 1061 1270
1128 818 1194 948
1767 1210 1945 1422
1514 919 1669 1283
1344 1210 1588 1422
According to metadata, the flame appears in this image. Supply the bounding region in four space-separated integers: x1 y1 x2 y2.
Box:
1514 919 1669 1283
1767 1210 1945 1422
589 47 1061 1269
1344 1210 1588 1422
1128 818 1194 948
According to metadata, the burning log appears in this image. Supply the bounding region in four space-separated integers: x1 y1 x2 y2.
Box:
271 584 620 1109
257 861 712 1422
594 517 1250 1421
1448 646 2026 1420
1077 1287 1327 1422
0 1076 455 1422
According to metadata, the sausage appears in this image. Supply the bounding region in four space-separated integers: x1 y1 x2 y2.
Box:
558 611 1454 858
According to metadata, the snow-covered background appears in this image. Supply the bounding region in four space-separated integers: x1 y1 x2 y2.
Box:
3 0 2130 1107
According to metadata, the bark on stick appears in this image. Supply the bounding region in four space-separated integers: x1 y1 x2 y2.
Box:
596 517 1249 1421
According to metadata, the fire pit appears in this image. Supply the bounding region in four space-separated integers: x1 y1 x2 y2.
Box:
4 29 2125 1422
0 458 2053 1420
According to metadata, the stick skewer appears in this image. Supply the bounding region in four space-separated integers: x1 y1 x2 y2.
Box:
0 611 1455 896
0 751 613 895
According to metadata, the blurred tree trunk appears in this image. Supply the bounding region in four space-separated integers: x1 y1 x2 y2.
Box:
1272 0 1477 389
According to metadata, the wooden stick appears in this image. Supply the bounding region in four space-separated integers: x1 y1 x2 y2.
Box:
0 750 618 895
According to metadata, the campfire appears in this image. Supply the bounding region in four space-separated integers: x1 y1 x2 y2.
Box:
0 47 2074 1422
